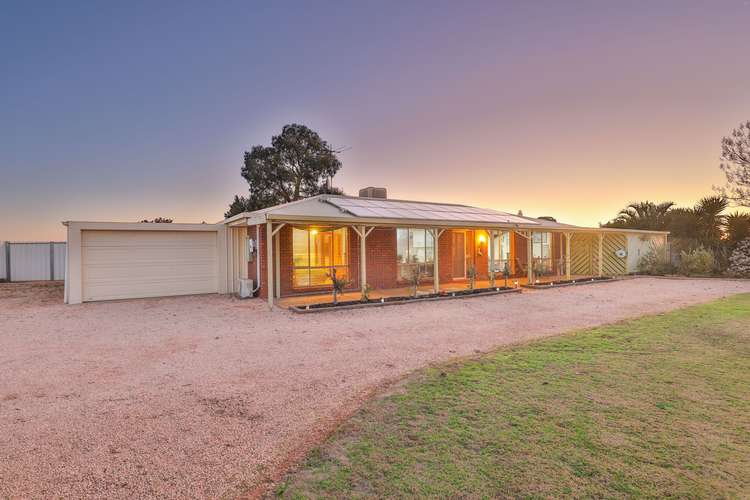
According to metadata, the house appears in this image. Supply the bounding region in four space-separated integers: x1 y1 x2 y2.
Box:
63 188 668 305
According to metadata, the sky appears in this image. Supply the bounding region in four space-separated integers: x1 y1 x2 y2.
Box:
1 1 749 240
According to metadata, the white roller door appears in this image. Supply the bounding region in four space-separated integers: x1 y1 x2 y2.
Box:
81 230 218 302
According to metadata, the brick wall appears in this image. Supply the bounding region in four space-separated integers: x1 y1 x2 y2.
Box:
252 225 532 298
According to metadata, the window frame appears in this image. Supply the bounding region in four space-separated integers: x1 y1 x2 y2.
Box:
292 227 349 288
396 228 435 280
532 232 553 274
489 231 512 274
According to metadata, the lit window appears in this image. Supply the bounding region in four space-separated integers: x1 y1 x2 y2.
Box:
532 232 553 274
396 228 434 279
489 231 512 274
292 227 348 287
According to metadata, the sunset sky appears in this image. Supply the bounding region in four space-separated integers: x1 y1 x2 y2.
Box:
2 1 749 240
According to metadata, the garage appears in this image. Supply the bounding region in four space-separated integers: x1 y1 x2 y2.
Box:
64 222 228 304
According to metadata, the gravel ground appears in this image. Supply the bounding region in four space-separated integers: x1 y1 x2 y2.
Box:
1 278 749 499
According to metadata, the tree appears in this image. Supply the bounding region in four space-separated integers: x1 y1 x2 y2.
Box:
725 212 750 246
717 120 750 207
225 124 344 218
140 217 173 223
604 201 674 230
728 238 750 277
692 195 728 248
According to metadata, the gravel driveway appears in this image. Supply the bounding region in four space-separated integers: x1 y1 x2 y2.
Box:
1 278 749 498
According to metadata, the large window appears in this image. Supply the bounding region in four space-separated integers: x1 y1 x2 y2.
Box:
532 232 553 274
292 227 348 287
489 231 512 274
397 228 434 279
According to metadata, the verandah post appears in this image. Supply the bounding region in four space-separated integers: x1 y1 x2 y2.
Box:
432 228 439 294
266 221 273 309
565 232 572 280
527 231 533 284
488 229 495 287
359 225 367 296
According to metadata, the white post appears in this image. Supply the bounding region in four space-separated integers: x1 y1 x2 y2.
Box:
266 222 273 309
359 225 367 295
598 233 604 277
433 229 439 294
488 229 495 287
274 230 281 299
565 232 572 280
527 231 534 283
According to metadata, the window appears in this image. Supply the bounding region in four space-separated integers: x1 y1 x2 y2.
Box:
532 232 553 274
489 231 512 274
292 227 348 287
397 228 434 279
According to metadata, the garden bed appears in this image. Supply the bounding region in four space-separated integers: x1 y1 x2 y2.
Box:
290 286 521 313
521 276 615 289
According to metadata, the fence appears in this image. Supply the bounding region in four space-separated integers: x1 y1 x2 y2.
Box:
0 242 66 282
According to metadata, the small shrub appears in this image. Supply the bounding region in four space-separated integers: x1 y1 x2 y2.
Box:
677 247 715 276
360 283 373 302
728 238 750 278
327 268 350 304
638 243 674 275
407 266 422 297
467 265 477 290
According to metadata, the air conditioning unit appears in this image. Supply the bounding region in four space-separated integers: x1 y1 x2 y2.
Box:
239 279 254 298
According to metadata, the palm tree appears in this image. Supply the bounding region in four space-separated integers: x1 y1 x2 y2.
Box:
605 201 674 230
725 212 750 246
693 196 728 248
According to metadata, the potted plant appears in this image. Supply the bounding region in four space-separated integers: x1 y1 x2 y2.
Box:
360 283 373 302
407 266 422 298
327 268 350 305
467 265 477 290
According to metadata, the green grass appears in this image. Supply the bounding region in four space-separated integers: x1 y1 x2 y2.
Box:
278 294 750 499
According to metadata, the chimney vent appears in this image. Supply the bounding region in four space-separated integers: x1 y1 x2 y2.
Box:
358 187 387 199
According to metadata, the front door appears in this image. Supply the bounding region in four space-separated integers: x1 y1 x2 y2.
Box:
452 231 466 278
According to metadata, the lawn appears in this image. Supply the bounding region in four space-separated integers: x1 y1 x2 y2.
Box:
278 294 750 498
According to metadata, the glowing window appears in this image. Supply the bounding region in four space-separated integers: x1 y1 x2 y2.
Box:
396 228 434 279
292 227 348 287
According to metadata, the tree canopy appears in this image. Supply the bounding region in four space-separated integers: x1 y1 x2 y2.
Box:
718 120 750 207
603 196 750 251
139 217 173 223
225 124 343 218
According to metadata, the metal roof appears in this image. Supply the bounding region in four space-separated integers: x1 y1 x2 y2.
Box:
220 195 669 234
322 197 537 225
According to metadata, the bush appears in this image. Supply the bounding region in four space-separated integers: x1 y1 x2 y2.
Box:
677 247 715 276
637 243 674 275
728 238 750 278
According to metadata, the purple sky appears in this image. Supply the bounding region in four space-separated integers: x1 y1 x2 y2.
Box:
1 1 749 240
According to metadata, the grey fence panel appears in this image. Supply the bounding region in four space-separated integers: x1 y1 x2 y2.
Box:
0 242 6 280
53 243 66 280
2 242 66 281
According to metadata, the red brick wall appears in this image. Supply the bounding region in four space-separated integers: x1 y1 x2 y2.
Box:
254 226 548 298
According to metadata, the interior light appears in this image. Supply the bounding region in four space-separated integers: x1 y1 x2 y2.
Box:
478 234 486 243
310 229 318 235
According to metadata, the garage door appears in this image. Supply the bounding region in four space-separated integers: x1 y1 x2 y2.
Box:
81 230 218 302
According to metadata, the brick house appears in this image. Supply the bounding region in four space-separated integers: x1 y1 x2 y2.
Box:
223 188 669 307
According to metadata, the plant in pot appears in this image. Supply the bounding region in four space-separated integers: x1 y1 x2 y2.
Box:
360 283 373 302
467 265 477 290
407 266 422 298
502 262 511 288
327 268 350 305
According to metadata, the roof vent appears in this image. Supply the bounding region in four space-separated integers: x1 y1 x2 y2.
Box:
538 216 557 222
358 187 387 199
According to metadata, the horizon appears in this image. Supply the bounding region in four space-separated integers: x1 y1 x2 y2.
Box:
2 1 749 240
